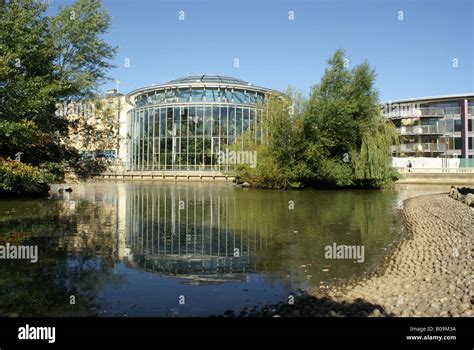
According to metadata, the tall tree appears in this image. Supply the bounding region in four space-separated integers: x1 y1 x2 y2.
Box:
233 49 399 189
52 0 117 99
0 0 117 179
302 49 398 187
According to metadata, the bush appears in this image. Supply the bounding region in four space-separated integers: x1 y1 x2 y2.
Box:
38 162 65 183
0 158 51 196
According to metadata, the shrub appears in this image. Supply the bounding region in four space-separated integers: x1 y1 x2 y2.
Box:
0 158 51 196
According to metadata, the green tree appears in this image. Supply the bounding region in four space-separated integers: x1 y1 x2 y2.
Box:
303 49 398 187
233 49 399 189
0 0 118 194
232 89 307 188
52 0 117 99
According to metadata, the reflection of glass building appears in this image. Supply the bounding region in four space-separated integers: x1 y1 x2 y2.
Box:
383 94 474 158
125 185 267 283
125 75 281 171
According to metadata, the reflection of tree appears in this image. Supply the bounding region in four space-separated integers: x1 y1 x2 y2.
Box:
0 184 403 315
127 185 401 291
230 189 401 289
0 198 125 316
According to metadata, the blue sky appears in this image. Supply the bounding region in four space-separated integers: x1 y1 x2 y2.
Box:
50 0 473 101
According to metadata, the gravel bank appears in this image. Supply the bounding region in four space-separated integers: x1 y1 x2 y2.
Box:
230 194 473 317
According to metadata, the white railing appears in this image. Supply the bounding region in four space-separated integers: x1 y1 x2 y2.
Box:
394 143 446 152
396 167 474 174
397 125 446 135
385 107 461 119
420 107 460 117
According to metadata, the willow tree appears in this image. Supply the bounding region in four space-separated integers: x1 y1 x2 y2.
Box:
231 49 398 189
231 89 307 189
302 49 399 188
353 116 399 187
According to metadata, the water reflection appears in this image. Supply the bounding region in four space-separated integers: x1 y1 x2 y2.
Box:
0 182 436 316
127 186 261 283
0 197 125 316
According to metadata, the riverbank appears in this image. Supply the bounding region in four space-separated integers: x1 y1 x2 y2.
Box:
396 171 474 185
235 193 473 317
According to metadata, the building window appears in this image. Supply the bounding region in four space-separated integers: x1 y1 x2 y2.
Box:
454 137 462 150
444 118 453 132
454 119 462 132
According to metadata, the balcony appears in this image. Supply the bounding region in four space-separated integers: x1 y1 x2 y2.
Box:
396 125 446 135
385 107 461 119
419 107 460 117
392 143 446 153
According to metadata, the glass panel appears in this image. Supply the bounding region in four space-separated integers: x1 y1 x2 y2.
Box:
177 89 191 102
165 90 175 103
250 108 256 141
226 89 232 103
454 137 462 150
243 108 249 132
196 106 204 134
180 107 188 137
220 106 228 145
154 109 159 138
160 139 166 168
174 107 181 137
248 92 257 104
188 107 196 136
445 118 454 132
192 89 205 102
205 89 216 102
212 106 220 137
205 106 212 135
217 89 225 102
233 90 245 104
160 108 166 137
156 92 165 104
236 107 243 136
228 105 236 142
454 119 462 132
166 107 173 169
154 139 160 170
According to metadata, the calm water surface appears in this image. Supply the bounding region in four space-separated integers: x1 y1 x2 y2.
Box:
0 182 449 316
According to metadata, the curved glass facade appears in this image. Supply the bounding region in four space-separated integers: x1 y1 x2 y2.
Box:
127 75 276 171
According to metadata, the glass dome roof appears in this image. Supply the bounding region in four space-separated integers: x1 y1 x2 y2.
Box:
166 75 251 86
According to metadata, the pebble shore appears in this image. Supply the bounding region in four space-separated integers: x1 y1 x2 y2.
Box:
231 194 473 317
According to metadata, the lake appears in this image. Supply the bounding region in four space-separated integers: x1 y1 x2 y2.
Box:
0 182 449 316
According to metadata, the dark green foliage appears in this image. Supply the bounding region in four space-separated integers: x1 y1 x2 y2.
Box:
0 0 117 195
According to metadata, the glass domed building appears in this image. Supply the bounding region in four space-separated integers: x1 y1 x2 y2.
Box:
125 75 282 171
